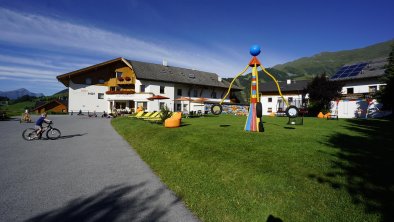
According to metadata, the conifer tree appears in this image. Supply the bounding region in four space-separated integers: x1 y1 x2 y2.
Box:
376 44 394 111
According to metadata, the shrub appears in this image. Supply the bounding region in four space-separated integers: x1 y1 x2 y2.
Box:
160 105 172 122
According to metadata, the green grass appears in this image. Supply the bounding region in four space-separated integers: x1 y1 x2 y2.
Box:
112 115 393 222
0 101 35 116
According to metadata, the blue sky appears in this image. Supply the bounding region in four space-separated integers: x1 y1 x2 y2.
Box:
0 0 393 95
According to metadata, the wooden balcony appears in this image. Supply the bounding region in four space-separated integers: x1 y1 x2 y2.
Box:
116 76 135 85
106 90 135 95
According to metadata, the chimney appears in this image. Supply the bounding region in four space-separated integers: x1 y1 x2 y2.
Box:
162 59 168 67
286 79 291 84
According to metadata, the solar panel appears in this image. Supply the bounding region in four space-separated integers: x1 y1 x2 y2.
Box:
348 65 357 69
331 62 369 80
339 74 349 78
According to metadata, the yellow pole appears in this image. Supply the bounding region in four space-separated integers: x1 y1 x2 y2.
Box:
220 65 250 105
259 64 289 107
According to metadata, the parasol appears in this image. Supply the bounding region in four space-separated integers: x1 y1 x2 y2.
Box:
147 95 170 110
174 97 192 112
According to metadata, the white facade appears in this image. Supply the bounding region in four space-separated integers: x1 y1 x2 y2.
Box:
69 79 230 114
330 99 391 119
260 78 387 118
340 79 385 95
68 81 108 113
260 94 304 115
329 79 387 118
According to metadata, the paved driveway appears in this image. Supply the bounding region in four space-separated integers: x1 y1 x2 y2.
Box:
0 115 198 222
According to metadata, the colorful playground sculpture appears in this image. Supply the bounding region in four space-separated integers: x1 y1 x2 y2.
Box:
211 45 299 132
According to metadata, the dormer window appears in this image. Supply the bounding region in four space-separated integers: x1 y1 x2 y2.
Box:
116 72 122 78
188 73 195 79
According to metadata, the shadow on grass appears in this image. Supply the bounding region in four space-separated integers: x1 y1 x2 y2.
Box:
26 182 180 222
266 214 283 222
309 119 394 221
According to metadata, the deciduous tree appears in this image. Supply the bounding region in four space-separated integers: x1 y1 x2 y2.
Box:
306 73 343 116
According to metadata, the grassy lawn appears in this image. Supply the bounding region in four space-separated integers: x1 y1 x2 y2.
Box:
112 115 393 222
0 101 35 116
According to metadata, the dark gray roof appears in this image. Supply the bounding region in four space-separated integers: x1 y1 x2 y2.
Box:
259 80 310 93
127 60 241 90
331 57 387 81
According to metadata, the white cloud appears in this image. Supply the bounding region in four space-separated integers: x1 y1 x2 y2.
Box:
0 65 58 80
0 7 291 95
0 7 248 78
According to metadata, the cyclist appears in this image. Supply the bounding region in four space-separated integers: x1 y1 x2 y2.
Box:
22 109 32 122
35 112 51 138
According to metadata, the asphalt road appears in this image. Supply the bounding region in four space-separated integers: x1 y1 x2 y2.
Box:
0 115 198 222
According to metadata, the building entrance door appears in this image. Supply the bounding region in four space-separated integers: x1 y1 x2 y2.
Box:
115 101 126 109
129 100 135 113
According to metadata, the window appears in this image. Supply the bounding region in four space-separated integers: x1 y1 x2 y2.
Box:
140 85 145 93
193 89 198 97
137 102 147 110
347 88 354 94
268 97 272 102
116 72 122 78
183 104 188 112
268 107 272 113
160 102 165 109
177 89 182 96
115 102 126 109
277 98 284 112
369 86 377 93
110 86 120 91
176 104 182 111
98 93 104 99
160 86 165 94
211 91 217 98
85 78 92 85
288 97 293 103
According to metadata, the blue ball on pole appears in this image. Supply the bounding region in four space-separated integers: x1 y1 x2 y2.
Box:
249 44 261 56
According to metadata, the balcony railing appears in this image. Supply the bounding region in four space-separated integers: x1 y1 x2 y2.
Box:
117 76 135 85
106 90 135 95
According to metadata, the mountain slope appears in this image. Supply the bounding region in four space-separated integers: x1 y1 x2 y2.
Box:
273 39 394 77
0 88 44 99
52 89 68 96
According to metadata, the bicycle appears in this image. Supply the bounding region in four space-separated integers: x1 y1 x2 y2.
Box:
22 121 61 141
20 113 32 123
